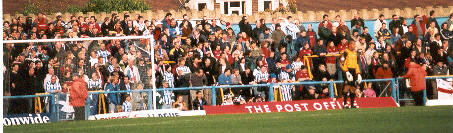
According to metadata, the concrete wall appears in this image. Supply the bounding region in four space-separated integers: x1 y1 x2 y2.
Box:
3 6 453 24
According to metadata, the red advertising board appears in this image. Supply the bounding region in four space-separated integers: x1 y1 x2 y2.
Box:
204 97 398 115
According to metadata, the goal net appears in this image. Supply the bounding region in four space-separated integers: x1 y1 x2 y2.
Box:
3 35 159 111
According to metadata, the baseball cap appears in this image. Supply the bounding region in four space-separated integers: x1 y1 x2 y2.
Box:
286 65 292 69
275 24 281 28
72 73 79 77
226 22 231 26
270 73 276 78
256 94 262 98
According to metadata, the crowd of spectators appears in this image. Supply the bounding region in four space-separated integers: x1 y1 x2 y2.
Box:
3 10 453 114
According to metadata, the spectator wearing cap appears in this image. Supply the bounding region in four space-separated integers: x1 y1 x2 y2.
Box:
279 65 295 101
306 86 317 99
69 73 88 120
137 58 148 75
431 61 448 99
222 22 234 35
410 14 429 39
271 23 286 51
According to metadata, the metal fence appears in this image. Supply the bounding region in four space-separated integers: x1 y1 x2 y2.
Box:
4 76 452 122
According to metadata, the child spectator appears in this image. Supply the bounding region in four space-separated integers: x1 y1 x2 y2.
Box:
364 83 377 98
173 95 188 111
122 94 132 112
221 94 234 105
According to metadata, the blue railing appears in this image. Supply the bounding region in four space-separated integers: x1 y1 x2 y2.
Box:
4 76 452 122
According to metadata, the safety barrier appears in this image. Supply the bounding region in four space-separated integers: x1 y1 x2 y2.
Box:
3 76 451 122
3 94 58 122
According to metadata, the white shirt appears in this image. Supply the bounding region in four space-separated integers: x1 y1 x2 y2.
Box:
124 65 140 83
374 19 387 35
89 57 98 67
43 74 59 89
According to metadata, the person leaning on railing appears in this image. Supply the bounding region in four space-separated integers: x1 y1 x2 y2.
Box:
69 73 88 120
400 62 427 106
105 75 121 113
45 75 61 113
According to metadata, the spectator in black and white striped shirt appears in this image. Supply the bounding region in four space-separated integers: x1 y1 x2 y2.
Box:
45 75 61 112
88 73 103 91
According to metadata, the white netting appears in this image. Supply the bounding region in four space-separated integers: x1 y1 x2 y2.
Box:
3 35 158 110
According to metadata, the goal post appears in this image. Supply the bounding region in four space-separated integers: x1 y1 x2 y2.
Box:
3 35 158 110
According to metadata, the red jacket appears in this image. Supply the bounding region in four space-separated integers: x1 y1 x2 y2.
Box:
213 50 222 60
296 71 310 90
375 67 393 79
326 46 337 64
402 64 427 92
410 15 428 36
337 43 349 53
70 78 88 107
261 47 270 59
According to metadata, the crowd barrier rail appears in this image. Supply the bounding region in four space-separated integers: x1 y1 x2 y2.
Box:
4 76 452 122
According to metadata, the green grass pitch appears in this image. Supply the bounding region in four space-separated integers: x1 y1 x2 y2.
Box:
4 106 453 132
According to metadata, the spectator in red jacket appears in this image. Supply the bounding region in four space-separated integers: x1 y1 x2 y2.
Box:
401 62 427 106
70 74 88 120
375 62 393 80
410 15 428 39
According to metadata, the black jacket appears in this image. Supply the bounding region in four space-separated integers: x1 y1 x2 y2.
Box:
239 19 253 37
192 98 208 110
